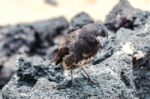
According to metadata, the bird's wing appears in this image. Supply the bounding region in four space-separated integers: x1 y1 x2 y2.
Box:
55 46 69 65
55 30 79 65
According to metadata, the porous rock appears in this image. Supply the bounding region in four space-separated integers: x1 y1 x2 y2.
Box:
93 23 150 99
3 23 150 99
66 12 94 34
0 17 68 89
4 27 150 98
17 56 64 84
2 54 136 99
104 0 150 32
1 1 150 98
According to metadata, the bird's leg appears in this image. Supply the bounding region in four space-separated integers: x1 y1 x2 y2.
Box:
81 67 94 84
70 70 75 84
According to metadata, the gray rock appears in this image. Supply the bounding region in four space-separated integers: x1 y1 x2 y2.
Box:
93 25 150 99
17 56 64 84
2 48 139 98
0 17 68 89
0 91 2 99
66 12 94 34
0 17 68 58
4 23 150 99
1 1 150 98
104 0 150 32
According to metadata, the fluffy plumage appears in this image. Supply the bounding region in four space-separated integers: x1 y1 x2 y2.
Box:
54 23 108 70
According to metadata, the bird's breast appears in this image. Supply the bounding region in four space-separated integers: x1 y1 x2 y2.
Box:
63 61 79 70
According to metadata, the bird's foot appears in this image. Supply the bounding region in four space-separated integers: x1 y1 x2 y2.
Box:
71 78 75 85
81 67 95 85
82 73 95 85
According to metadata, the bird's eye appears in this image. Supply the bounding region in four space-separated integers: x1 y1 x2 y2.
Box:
100 29 108 37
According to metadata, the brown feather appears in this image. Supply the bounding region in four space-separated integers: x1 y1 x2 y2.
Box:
55 47 69 65
54 23 108 70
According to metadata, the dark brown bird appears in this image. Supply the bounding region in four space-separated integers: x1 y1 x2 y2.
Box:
54 23 108 83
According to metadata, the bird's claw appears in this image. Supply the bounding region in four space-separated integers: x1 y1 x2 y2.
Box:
82 73 95 85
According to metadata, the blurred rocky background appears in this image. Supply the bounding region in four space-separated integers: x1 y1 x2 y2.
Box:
0 0 150 99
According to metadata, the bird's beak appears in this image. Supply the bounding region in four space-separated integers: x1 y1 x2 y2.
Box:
96 36 104 48
100 38 104 48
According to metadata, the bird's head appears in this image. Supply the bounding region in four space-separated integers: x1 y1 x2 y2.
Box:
83 23 109 38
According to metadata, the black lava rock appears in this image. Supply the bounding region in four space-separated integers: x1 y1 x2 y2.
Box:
0 17 68 89
1 1 150 99
104 0 150 32
0 17 68 57
66 12 94 34
17 57 64 85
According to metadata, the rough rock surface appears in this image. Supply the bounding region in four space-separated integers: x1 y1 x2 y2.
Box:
0 12 95 90
0 17 68 60
2 53 135 99
66 12 94 34
17 57 64 83
1 0 150 99
3 22 150 98
0 17 68 89
3 25 150 98
105 0 150 32
0 91 2 99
